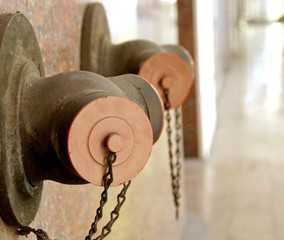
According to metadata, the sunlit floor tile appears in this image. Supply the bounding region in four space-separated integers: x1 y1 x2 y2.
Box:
183 23 284 240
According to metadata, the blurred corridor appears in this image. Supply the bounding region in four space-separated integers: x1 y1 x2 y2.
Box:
183 22 284 239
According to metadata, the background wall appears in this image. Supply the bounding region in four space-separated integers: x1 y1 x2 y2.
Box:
177 0 200 158
193 0 217 159
0 0 187 239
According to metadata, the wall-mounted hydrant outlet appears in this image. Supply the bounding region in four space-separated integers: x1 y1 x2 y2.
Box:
22 71 163 186
81 3 195 108
0 13 163 226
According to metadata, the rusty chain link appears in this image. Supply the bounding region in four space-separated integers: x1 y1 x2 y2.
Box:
17 226 51 240
94 181 131 240
18 152 130 240
85 152 117 240
163 88 182 219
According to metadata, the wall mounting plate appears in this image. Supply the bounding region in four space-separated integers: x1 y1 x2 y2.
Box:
0 13 44 226
81 2 110 74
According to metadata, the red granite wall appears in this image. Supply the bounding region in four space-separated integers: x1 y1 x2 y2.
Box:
0 1 186 239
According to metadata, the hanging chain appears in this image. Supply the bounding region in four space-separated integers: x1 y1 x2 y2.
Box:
18 151 131 240
17 226 51 240
163 88 182 220
85 152 117 240
94 181 131 240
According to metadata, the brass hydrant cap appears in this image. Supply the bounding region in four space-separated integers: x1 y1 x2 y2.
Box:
67 96 153 186
138 52 194 108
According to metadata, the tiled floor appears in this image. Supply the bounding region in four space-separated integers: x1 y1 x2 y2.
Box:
183 23 284 240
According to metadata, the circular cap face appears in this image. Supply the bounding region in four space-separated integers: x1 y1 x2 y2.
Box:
138 52 194 108
67 96 153 186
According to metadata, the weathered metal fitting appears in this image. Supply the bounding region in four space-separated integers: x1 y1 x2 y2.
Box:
22 71 160 187
81 2 195 108
0 12 163 226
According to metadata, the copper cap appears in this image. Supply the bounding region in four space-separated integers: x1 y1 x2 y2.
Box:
67 96 153 186
138 52 194 108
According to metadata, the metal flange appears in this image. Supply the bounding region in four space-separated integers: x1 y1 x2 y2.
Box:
81 2 111 74
0 13 44 226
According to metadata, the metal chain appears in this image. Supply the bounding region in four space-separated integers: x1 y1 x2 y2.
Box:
85 152 117 240
18 151 130 240
17 226 51 240
163 88 182 219
94 181 131 240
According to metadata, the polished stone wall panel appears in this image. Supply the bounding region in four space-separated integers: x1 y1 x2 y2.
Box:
0 1 186 239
